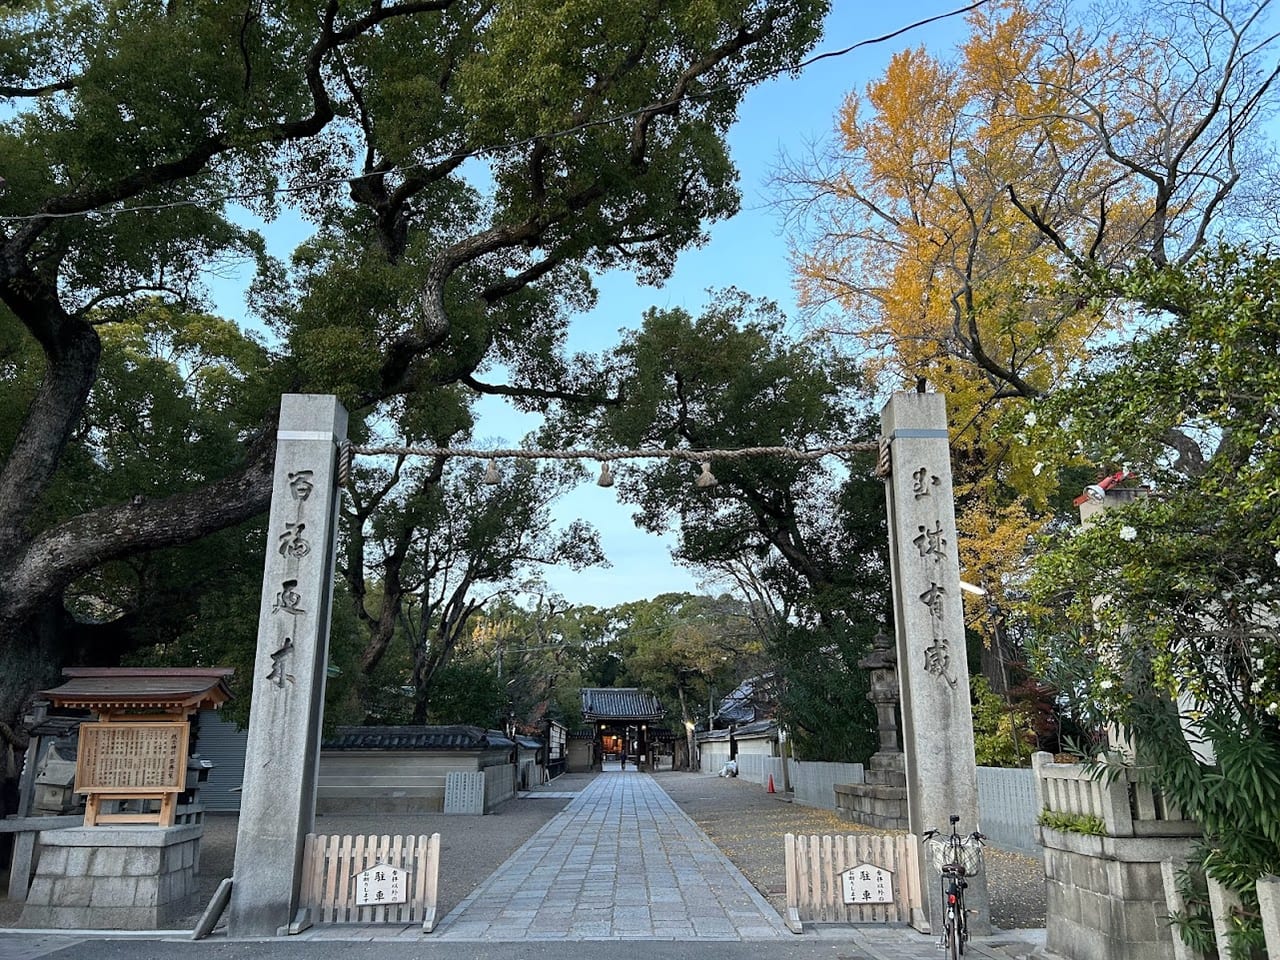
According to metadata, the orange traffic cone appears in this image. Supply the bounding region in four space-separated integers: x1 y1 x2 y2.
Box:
767 774 776 794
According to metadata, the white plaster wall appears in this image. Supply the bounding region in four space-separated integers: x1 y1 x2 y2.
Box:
699 740 731 773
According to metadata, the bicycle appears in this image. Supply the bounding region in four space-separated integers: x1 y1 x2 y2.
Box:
923 814 985 959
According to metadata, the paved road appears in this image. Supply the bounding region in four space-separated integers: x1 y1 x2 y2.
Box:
0 771 1046 959
432 769 790 941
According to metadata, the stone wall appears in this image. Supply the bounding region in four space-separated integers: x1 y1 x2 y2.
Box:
316 750 474 813
20 825 202 930
1041 828 1197 960
832 753 908 831
1034 751 1201 960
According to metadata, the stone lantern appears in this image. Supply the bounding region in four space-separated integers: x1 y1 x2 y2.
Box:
830 626 906 830
859 627 902 756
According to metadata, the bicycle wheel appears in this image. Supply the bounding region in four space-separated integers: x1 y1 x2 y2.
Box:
946 908 959 960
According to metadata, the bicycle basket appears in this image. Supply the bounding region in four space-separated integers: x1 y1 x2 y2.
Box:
929 837 983 877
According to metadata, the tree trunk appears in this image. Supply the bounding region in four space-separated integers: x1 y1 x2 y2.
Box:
0 597 80 818
0 302 102 560
677 685 696 771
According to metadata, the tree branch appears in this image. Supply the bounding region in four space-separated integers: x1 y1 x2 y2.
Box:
460 373 621 407
0 78 77 98
1 426 277 628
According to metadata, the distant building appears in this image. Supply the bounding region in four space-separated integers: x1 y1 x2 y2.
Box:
577 687 665 772
712 673 778 727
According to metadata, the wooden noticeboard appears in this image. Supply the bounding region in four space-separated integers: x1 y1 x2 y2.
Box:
74 721 190 826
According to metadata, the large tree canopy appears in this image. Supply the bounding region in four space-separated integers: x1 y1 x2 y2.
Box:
573 292 887 760
779 0 1279 630
1025 246 1280 953
0 0 829 761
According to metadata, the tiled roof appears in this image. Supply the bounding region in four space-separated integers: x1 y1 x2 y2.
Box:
27 715 84 738
322 724 515 751
580 687 664 721
714 673 777 725
41 667 234 711
696 718 779 742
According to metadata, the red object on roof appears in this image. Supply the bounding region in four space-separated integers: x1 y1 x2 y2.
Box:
1073 470 1133 506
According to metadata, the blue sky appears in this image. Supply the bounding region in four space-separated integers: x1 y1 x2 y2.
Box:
212 3 971 608
477 3 970 607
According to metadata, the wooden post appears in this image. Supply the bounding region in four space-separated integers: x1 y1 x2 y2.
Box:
6 732 41 902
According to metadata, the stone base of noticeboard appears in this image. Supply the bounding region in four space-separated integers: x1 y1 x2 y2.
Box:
19 824 202 930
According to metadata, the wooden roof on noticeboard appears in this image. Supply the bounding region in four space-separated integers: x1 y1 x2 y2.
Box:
40 667 234 711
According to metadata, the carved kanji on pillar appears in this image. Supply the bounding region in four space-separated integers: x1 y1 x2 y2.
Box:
229 395 348 938
880 391 989 937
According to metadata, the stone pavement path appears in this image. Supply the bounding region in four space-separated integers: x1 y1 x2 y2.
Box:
0 769 1048 959
435 770 790 941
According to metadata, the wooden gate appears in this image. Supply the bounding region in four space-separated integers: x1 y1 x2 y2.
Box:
293 832 441 933
783 833 924 933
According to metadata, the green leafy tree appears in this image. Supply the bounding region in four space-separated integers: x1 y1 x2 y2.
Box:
609 592 762 766
0 299 272 786
579 291 886 761
970 675 1035 767
464 595 600 732
1026 246 1280 954
423 658 507 728
342 453 602 721
0 1 829 787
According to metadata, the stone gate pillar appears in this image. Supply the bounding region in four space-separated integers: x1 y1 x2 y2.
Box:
881 391 989 935
228 394 348 937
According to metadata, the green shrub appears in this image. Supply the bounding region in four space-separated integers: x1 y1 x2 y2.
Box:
1165 861 1216 959
1036 809 1107 836
972 676 1035 767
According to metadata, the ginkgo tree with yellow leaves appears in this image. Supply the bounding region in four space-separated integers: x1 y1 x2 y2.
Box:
779 0 1280 640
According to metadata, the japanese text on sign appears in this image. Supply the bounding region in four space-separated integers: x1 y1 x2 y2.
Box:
75 722 188 792
841 863 893 905
354 864 409 906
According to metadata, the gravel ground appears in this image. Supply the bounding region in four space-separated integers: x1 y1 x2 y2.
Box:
653 770 1047 930
0 777 579 930
177 775 584 928
1 769 1046 932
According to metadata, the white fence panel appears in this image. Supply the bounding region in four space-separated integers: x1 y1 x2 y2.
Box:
736 754 765 783
976 765 1039 856
787 760 865 810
